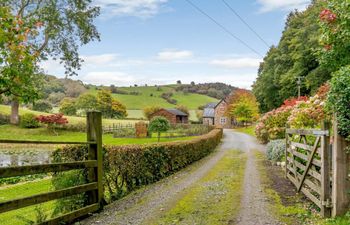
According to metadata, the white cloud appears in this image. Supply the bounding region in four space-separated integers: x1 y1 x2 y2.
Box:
95 0 168 18
82 71 135 85
157 49 194 61
257 0 310 12
210 57 262 69
82 54 118 65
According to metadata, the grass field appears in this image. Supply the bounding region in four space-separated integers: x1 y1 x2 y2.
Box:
0 105 140 126
0 179 55 225
0 125 195 145
89 85 218 110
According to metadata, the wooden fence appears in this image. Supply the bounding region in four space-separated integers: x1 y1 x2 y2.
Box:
0 111 103 224
286 121 350 218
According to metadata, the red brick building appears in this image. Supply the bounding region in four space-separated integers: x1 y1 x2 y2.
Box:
150 108 189 124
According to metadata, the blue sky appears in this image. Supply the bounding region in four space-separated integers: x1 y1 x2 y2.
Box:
42 0 311 89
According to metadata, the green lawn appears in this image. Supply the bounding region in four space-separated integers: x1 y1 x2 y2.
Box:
0 125 195 145
235 126 256 137
0 179 55 225
0 105 141 126
89 86 218 110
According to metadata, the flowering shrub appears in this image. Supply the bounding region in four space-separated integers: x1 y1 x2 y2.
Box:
281 96 308 108
319 9 337 24
255 106 293 144
287 84 330 129
36 114 68 134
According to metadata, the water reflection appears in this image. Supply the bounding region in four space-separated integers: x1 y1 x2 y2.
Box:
0 144 58 167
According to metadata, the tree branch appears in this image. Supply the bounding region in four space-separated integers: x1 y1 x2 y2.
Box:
17 0 30 17
36 32 49 54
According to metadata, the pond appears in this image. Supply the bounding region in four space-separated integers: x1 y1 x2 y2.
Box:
0 144 58 167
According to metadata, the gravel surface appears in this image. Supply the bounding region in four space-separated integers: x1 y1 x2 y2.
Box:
81 130 281 225
231 131 281 225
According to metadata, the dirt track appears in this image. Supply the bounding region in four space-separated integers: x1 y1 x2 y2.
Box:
81 130 281 225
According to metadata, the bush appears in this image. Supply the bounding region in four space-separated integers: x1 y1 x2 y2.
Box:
0 113 10 125
266 139 286 162
327 66 350 138
59 98 77 116
20 113 40 128
255 106 293 144
32 100 53 113
53 128 223 205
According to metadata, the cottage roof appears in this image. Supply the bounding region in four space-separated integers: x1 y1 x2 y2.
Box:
203 108 215 118
165 109 188 116
205 102 218 108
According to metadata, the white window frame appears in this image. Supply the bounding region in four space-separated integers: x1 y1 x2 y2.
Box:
220 117 227 125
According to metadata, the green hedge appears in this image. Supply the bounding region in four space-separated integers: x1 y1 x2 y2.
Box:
53 128 223 207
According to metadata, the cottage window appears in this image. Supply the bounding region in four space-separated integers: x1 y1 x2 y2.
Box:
220 117 226 124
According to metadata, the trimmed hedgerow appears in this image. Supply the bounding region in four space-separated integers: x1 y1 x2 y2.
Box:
52 128 223 209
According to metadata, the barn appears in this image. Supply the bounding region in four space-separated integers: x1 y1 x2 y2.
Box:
150 108 189 124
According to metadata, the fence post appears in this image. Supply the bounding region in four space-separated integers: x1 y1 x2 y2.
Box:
87 111 103 208
285 125 289 178
332 116 350 217
321 121 331 218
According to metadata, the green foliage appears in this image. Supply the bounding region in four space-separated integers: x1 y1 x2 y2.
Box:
255 106 293 144
143 105 162 120
76 93 98 113
266 139 286 162
148 116 171 141
253 1 331 112
20 113 40 128
228 89 259 125
288 84 330 129
59 98 77 116
56 129 223 203
319 0 350 72
32 100 52 113
96 89 127 119
327 66 350 137
0 113 10 125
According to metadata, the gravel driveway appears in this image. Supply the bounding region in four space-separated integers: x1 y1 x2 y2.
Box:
81 130 280 225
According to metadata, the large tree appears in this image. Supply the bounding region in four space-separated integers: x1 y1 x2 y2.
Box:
0 1 100 124
252 0 332 113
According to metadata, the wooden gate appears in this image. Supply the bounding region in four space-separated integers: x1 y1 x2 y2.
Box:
0 112 103 224
285 122 332 217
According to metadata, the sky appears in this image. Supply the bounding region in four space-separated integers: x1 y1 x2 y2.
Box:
41 0 311 89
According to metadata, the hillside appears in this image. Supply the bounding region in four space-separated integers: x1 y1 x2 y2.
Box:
90 85 219 110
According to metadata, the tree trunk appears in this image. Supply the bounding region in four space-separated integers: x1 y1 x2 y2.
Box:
10 99 19 125
158 132 160 142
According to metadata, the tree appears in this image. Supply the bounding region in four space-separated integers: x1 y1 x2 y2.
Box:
96 89 127 119
143 106 162 120
252 0 332 112
176 80 182 85
227 89 259 126
59 98 77 116
0 1 100 124
76 93 98 114
32 100 53 113
148 116 170 142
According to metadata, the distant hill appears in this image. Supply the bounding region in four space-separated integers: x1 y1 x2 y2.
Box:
89 85 219 110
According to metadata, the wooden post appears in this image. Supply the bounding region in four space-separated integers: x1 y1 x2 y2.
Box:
87 111 103 208
321 121 331 218
332 117 350 217
285 125 289 178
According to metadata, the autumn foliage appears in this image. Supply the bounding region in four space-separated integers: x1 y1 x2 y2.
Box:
36 114 68 126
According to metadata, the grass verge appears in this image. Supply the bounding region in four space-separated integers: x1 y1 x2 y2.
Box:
235 126 255 137
254 151 350 225
149 150 246 225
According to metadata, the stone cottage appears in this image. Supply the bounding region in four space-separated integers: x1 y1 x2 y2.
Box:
203 99 233 128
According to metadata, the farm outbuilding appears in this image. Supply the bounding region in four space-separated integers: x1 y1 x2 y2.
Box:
150 108 189 124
